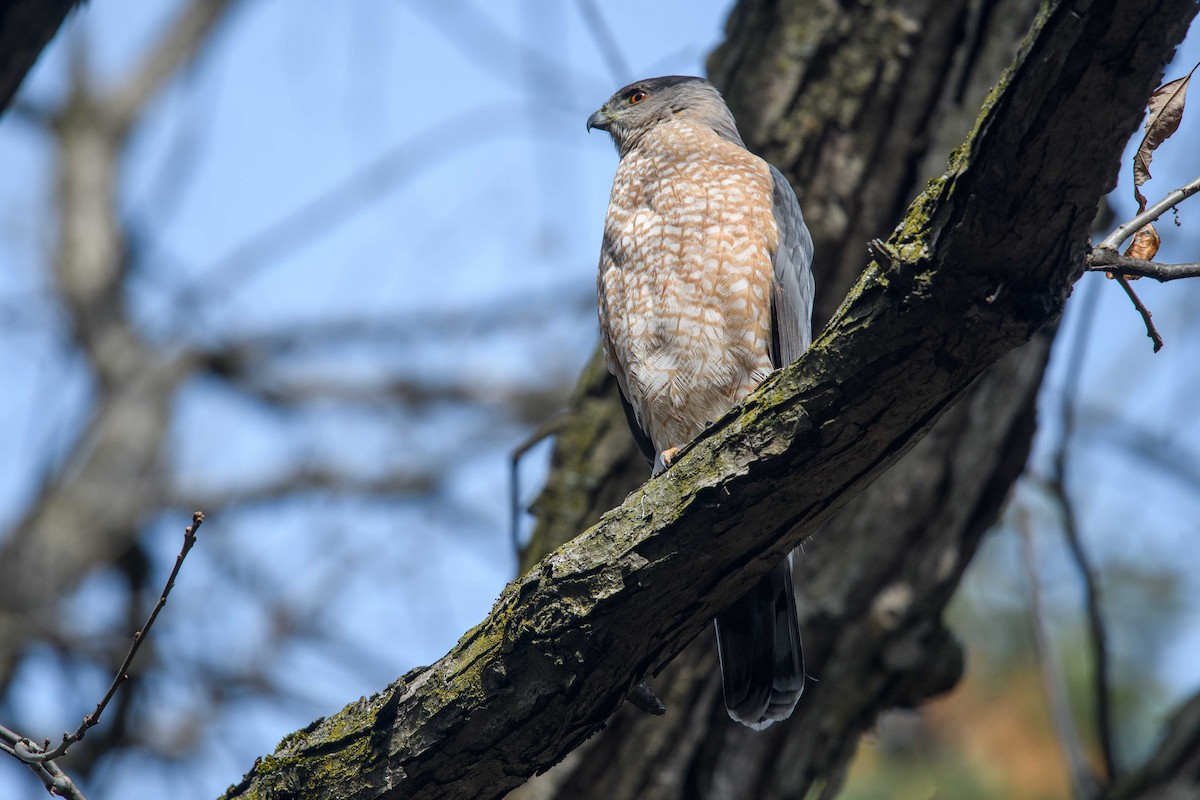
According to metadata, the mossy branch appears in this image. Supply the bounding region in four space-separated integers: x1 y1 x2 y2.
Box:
220 2 1197 799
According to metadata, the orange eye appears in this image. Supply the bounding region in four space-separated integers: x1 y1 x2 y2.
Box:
629 90 647 105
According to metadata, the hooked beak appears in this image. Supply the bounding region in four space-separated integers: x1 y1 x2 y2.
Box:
586 108 611 132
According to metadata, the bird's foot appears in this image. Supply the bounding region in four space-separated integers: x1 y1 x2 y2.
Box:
652 447 680 477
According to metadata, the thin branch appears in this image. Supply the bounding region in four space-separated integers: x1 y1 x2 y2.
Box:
21 512 204 764
0 726 86 799
1018 519 1102 800
1090 176 1200 350
0 513 202 796
37 755 85 800
1097 175 1200 251
1085 251 1200 281
1115 274 1164 352
510 415 567 554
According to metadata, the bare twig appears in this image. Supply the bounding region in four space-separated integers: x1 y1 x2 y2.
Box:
0 725 86 799
1114 274 1164 352
1018 519 1102 800
509 415 568 553
1089 176 1200 351
1085 250 1200 281
1089 253 1200 284
18 512 204 764
0 512 203 797
1097 175 1200 251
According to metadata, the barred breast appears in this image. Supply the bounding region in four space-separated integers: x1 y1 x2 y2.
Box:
597 119 779 454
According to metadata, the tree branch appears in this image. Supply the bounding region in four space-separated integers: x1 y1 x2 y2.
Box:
1097 175 1200 252
219 2 1198 798
1 512 203 798
0 725 86 799
26 512 203 763
1115 274 1165 352
1085 251 1200 281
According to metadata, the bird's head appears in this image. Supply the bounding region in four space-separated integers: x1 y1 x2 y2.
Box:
587 76 743 155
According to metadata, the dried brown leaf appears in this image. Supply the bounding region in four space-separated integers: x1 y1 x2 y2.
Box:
1133 65 1197 211
1107 224 1162 277
1125 223 1161 261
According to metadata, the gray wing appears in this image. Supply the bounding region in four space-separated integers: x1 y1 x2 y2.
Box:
767 165 815 368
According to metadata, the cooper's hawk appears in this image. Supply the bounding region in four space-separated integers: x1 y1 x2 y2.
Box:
588 76 814 728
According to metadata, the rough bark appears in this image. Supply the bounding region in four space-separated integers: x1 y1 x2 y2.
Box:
219 2 1197 799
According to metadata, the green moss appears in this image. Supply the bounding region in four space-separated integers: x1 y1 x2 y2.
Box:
323 710 371 742
274 715 323 753
254 753 285 776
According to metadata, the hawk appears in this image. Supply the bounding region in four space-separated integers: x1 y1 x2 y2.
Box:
587 75 814 728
